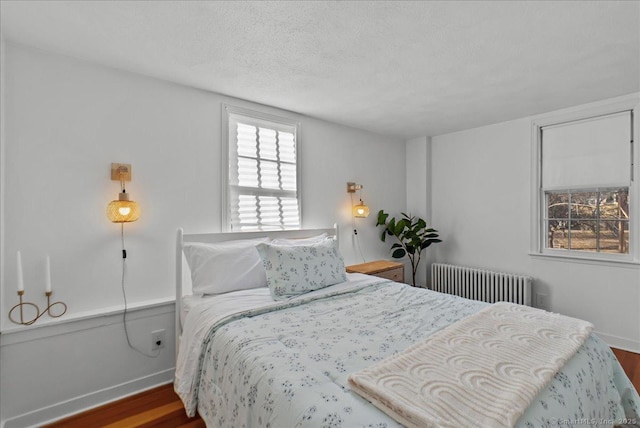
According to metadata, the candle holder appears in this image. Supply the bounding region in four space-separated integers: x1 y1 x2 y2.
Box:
8 291 68 326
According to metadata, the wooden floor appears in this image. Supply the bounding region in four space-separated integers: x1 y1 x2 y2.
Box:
612 347 640 392
45 348 639 428
43 383 204 428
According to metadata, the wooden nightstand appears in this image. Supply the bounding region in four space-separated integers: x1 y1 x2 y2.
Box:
346 260 405 282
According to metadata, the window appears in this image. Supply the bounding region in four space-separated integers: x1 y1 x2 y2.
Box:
224 105 300 231
545 188 629 253
532 103 637 262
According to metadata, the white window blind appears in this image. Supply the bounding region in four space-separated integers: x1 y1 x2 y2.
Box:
227 110 300 231
541 111 632 189
537 108 635 258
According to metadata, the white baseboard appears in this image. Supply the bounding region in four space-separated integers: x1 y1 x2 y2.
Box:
2 368 175 428
596 331 640 354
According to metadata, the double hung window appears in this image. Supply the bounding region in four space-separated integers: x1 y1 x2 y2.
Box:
535 109 635 260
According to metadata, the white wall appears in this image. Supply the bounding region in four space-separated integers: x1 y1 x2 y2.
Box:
0 303 175 428
430 96 640 353
405 136 431 286
0 43 405 426
0 33 7 428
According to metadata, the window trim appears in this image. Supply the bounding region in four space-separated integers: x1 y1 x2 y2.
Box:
221 104 302 232
530 94 640 264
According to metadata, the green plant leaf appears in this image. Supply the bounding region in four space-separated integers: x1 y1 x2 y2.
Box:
376 210 388 226
395 219 407 235
420 238 443 249
391 243 402 249
380 230 387 242
425 233 439 238
388 218 396 233
392 248 406 258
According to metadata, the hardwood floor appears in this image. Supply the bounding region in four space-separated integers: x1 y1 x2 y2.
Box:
43 384 204 428
612 347 640 392
44 348 639 428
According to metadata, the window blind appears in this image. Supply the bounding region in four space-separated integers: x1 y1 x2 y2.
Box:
541 111 632 189
228 113 300 231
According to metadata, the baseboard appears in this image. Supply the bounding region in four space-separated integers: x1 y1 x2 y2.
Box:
1 368 175 428
596 331 640 354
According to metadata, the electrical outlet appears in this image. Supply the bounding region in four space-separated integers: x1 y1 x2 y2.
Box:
536 293 549 310
151 329 165 351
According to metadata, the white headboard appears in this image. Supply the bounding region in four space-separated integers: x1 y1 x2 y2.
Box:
175 225 339 349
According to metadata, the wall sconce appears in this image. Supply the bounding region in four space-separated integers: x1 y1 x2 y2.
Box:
106 163 156 357
107 163 140 223
347 182 370 218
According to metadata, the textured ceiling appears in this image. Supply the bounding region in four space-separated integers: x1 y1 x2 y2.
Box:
1 1 638 138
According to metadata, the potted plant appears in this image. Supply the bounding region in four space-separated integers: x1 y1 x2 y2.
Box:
376 210 442 287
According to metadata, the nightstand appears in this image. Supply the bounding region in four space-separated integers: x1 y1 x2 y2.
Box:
346 260 405 282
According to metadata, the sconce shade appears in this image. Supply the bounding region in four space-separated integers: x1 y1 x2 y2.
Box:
107 191 140 223
353 201 370 218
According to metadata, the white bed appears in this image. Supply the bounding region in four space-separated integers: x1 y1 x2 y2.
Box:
175 226 340 354
174 227 640 428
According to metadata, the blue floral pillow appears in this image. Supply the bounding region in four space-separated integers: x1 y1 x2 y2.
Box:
256 238 347 300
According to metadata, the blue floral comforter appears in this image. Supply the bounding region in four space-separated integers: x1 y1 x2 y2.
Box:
175 274 639 427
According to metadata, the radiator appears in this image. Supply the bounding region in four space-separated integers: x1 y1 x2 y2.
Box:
431 263 532 306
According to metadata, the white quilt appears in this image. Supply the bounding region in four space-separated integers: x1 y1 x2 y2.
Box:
175 275 640 427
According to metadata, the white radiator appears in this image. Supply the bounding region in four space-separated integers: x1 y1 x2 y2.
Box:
431 263 532 306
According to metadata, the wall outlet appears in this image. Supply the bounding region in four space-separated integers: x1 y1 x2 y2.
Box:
536 293 549 310
151 329 165 351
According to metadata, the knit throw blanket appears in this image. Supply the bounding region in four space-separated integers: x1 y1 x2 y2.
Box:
348 302 593 428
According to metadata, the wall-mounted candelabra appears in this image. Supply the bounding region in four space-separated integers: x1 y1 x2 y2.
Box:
8 251 68 326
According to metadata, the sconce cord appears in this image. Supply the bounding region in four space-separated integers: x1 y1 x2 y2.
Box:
350 193 366 263
120 223 159 358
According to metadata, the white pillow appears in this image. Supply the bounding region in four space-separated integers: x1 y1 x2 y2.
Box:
183 238 269 295
271 233 328 246
256 238 347 300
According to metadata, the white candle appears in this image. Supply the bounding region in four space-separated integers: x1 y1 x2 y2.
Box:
45 255 52 293
17 251 24 292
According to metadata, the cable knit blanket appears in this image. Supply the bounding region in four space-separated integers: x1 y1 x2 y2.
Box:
348 302 594 428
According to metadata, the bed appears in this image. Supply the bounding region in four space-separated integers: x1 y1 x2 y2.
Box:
174 227 640 427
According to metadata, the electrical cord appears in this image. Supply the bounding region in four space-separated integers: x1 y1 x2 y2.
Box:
121 223 160 358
